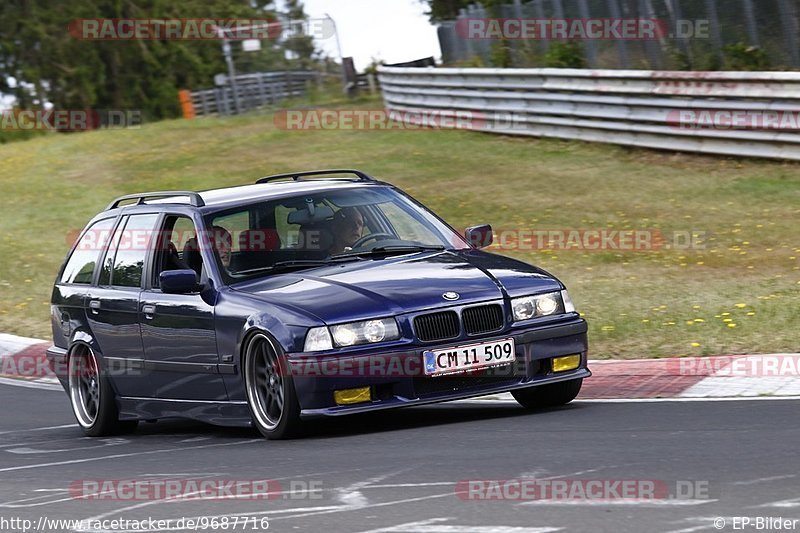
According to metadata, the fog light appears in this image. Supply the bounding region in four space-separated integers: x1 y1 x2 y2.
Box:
333 387 372 405
552 355 581 373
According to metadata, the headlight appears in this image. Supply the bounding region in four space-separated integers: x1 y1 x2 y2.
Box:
304 318 400 352
511 292 565 321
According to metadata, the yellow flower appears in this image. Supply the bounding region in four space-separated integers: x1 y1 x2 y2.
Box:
735 303 746 308
746 312 755 316
727 323 737 328
694 318 705 323
691 342 701 347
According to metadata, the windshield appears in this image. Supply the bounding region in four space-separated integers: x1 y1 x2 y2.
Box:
204 186 470 284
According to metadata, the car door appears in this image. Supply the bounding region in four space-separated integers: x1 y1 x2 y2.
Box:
87 213 160 398
139 214 228 401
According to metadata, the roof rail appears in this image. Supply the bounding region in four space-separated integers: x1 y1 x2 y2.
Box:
106 191 205 210
255 169 376 185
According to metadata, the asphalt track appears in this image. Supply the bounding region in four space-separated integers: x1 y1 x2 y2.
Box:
0 381 799 533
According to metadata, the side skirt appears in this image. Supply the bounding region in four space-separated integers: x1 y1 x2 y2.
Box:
117 397 253 428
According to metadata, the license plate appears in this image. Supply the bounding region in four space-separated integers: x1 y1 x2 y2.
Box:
423 338 516 376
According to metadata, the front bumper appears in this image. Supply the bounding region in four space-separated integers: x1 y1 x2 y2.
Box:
289 317 589 418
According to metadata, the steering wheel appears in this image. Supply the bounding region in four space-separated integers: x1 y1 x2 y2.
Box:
351 232 394 249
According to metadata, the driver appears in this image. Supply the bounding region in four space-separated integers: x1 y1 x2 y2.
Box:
329 207 364 255
211 226 233 270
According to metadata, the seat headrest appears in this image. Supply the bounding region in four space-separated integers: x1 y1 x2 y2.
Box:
239 229 280 252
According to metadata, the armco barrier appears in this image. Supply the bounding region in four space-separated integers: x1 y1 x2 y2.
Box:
377 67 800 160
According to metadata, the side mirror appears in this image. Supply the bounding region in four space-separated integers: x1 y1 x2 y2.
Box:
160 270 200 294
465 224 493 249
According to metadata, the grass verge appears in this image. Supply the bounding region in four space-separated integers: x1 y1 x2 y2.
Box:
1 103 798 358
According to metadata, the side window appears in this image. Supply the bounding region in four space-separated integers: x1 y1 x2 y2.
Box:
60 218 116 285
110 214 160 288
152 215 203 285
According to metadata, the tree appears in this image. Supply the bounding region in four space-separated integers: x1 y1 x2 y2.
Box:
282 0 317 68
420 0 508 22
0 0 287 119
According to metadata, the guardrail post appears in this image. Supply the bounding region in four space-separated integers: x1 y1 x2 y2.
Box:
257 75 266 109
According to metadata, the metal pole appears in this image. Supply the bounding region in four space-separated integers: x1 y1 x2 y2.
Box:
777 0 800 67
217 27 241 115
741 0 760 47
607 0 630 67
704 0 725 66
577 0 598 67
324 13 347 93
664 0 692 65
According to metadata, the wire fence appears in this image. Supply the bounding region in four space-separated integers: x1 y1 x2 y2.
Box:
438 0 800 70
188 71 320 117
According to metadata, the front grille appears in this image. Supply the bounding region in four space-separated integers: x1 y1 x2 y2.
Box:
413 375 520 397
414 311 460 342
463 304 504 335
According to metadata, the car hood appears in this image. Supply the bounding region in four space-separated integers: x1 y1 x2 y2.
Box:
231 250 562 324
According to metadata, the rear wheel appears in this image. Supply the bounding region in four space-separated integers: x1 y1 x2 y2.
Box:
512 379 583 409
67 346 138 436
244 333 302 439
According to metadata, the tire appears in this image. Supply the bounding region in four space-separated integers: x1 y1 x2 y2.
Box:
67 346 139 437
243 333 303 440
512 379 583 409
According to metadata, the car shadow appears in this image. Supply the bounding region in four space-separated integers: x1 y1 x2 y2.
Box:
304 402 587 440
127 402 588 441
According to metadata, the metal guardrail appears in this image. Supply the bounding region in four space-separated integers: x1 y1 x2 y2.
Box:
377 67 800 160
190 71 319 117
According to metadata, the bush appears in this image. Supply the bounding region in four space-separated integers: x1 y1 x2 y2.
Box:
722 42 770 71
542 41 587 68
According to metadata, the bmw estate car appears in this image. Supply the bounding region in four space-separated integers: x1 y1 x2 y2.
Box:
47 169 590 439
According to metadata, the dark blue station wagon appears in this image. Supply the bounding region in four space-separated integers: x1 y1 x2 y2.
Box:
47 170 590 439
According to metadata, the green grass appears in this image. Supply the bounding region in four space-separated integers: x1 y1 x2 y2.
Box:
1 103 799 359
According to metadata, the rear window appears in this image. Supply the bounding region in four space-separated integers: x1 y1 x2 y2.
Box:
60 218 117 285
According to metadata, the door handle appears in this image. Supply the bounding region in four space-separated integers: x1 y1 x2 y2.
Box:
142 305 156 319
89 300 101 314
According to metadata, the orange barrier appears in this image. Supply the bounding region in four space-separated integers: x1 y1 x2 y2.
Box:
178 89 196 120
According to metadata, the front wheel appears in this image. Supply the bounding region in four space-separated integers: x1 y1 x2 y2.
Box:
512 379 583 409
243 333 303 439
67 346 138 436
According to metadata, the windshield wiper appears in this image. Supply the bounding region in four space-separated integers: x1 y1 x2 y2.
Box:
236 257 361 276
331 244 445 259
